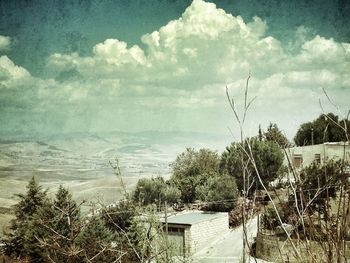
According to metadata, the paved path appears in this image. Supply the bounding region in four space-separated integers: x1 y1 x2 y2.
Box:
192 217 270 263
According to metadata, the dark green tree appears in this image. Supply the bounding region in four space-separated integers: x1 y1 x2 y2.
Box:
132 176 181 207
264 123 290 148
294 113 350 146
30 186 82 263
220 139 284 192
298 160 347 215
3 177 47 261
132 176 165 207
76 217 117 263
258 124 263 141
196 173 238 211
126 212 169 263
170 148 220 203
102 199 137 232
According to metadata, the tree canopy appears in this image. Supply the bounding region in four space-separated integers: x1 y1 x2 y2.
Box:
196 173 238 211
220 139 284 192
264 123 290 148
166 148 239 210
170 148 221 203
132 176 180 207
294 113 350 146
4 177 48 261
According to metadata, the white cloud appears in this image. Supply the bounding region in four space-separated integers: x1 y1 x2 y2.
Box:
2 0 350 135
47 0 280 86
0 56 30 84
93 39 146 66
0 35 11 51
292 36 350 68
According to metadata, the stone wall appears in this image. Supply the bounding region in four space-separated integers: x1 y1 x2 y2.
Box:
188 213 229 254
256 232 350 262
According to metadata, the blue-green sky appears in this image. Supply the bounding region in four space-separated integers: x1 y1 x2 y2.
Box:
0 0 349 138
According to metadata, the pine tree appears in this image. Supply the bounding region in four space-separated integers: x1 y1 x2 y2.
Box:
3 177 47 261
47 185 82 262
264 123 290 148
30 185 83 262
258 124 263 141
76 217 117 263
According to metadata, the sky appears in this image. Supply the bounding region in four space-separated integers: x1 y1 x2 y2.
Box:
0 0 349 140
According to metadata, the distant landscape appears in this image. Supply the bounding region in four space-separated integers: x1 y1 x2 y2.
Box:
0 131 232 232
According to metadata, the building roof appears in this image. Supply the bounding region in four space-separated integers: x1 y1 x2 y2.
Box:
162 211 227 226
289 142 350 149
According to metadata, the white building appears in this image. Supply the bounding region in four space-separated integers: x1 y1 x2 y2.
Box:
161 211 229 257
285 142 350 170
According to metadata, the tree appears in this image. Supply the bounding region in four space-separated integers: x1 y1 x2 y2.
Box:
294 113 350 146
76 217 117 263
132 177 163 207
3 177 47 261
298 160 347 215
31 186 83 263
170 148 220 203
264 123 290 148
126 212 170 263
196 173 238 211
102 198 137 232
258 124 263 141
220 139 284 192
132 176 181 208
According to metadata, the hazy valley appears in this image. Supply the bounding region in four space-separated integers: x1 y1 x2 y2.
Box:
0 131 231 232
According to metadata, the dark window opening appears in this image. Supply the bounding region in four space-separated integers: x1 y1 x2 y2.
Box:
293 154 303 168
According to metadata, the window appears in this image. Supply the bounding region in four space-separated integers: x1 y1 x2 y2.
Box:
315 154 321 164
293 154 303 168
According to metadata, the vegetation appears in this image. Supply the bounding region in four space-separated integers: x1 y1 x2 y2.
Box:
101 199 136 231
298 160 347 215
132 176 180 208
264 123 290 148
2 179 173 263
76 217 116 263
29 185 83 262
196 173 238 211
168 148 239 211
220 139 284 192
3 109 350 263
170 148 221 203
130 130 285 212
294 113 350 146
3 177 48 261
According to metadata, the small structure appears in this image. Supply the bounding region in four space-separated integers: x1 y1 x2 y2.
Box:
161 211 229 257
285 142 350 170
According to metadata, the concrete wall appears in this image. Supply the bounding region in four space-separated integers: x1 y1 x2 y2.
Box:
285 143 350 170
326 143 350 163
256 232 350 263
188 213 229 254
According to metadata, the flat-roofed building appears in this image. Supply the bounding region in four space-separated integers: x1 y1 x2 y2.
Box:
285 142 350 170
161 211 229 257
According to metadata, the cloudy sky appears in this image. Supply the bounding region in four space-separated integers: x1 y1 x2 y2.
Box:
0 0 349 139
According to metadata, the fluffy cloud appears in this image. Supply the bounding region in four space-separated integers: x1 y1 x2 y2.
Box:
0 35 11 51
0 56 30 85
2 0 350 135
46 0 349 96
47 0 282 86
